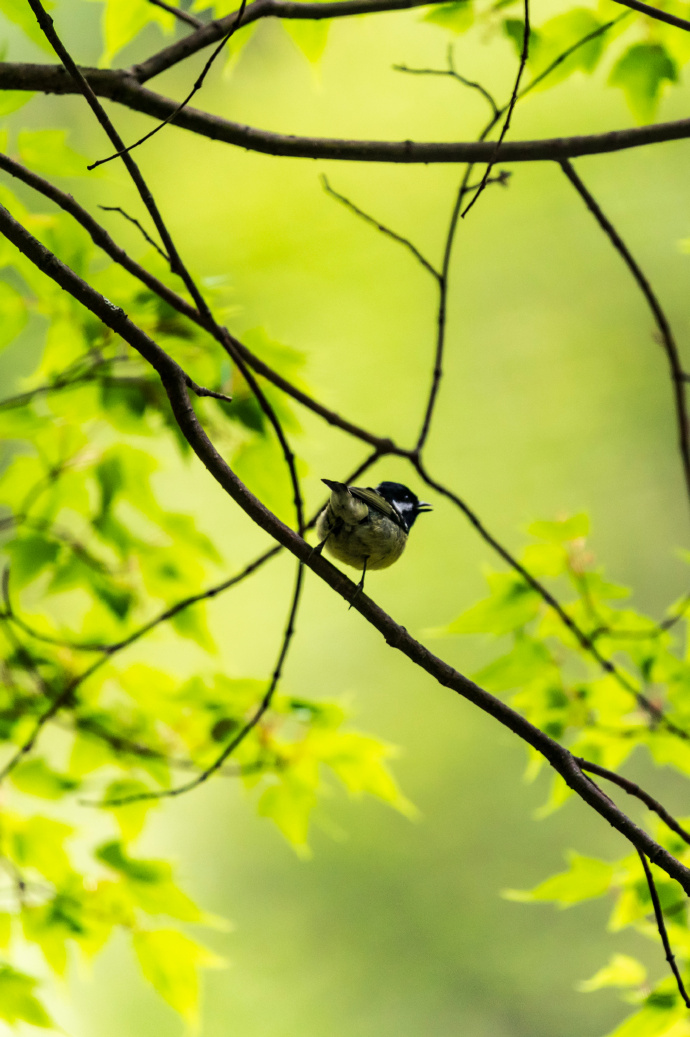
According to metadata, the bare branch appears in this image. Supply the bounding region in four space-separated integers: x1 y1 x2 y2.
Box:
578 759 690 844
25 0 214 323
321 175 441 281
98 205 169 260
91 0 249 169
560 159 690 511
461 0 530 218
394 45 500 118
411 458 689 738
610 0 690 32
98 560 305 805
637 850 690 1008
5 64 690 163
146 0 204 27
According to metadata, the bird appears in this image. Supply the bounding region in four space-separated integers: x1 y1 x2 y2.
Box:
314 478 432 597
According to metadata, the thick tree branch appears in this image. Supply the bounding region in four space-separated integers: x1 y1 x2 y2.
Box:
3 64 690 162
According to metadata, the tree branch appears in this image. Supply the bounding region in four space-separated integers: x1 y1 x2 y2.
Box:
132 0 450 82
610 0 690 32
2 199 690 895
637 850 690 1008
577 758 690 844
559 159 690 511
4 64 690 163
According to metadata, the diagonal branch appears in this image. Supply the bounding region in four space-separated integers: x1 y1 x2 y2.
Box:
99 559 305 805
146 0 204 27
610 0 690 32
92 0 249 169
560 159 690 511
2 199 690 895
461 0 530 219
637 849 690 1008
578 758 690 844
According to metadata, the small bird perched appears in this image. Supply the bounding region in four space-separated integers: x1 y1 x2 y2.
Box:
315 478 432 595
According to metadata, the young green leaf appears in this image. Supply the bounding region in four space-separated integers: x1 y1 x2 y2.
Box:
609 43 677 123
133 929 223 1023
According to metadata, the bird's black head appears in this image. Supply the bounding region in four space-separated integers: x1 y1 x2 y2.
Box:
376 481 432 532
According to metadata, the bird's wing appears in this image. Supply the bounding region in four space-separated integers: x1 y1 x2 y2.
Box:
349 486 405 528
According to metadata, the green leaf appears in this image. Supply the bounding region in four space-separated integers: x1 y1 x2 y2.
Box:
96 840 167 884
609 43 677 123
424 1 474 34
436 572 541 636
6 814 74 884
169 602 216 652
503 851 614 906
0 90 34 117
0 0 56 53
95 453 125 516
103 780 159 842
504 18 538 57
0 280 27 352
4 534 60 586
222 21 259 75
96 840 201 919
283 20 330 65
90 0 175 66
473 636 555 692
10 758 79 799
318 730 416 816
605 991 684 1037
526 10 605 90
17 129 93 177
528 513 589 542
0 965 52 1028
578 953 647 992
132 929 223 1023
258 778 317 856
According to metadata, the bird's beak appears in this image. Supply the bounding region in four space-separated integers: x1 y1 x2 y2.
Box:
417 502 433 512
322 478 348 492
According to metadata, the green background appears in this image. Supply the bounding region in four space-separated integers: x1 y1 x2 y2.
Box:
3 0 690 1033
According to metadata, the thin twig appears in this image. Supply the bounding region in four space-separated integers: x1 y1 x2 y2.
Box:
90 0 248 169
560 159 690 511
519 12 630 100
461 0 530 218
637 849 690 1008
132 0 453 81
321 175 441 281
98 560 305 805
610 0 690 32
411 457 689 738
147 0 204 27
25 0 214 323
394 45 500 118
98 205 169 260
0 150 374 462
577 759 690 843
